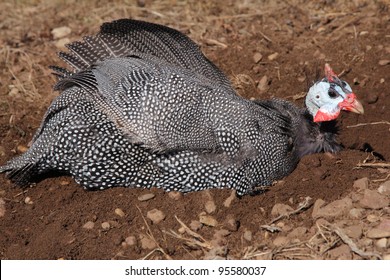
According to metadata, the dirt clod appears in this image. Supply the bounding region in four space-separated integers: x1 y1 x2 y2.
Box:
349 208 365 219
366 228 390 239
114 208 125 218
137 193 155 201
82 221 95 230
271 203 294 217
353 177 369 190
101 222 110 230
124 236 137 246
51 26 71 39
139 234 156 250
205 200 216 214
312 197 353 219
199 213 218 227
378 181 390 195
359 189 389 210
146 209 165 224
253 52 263 64
0 198 5 218
168 191 182 200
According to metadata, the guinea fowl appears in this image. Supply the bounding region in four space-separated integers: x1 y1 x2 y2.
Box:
0 19 364 195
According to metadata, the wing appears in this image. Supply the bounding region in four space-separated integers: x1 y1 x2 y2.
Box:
51 19 235 94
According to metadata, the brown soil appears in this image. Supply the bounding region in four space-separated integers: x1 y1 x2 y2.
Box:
0 0 389 260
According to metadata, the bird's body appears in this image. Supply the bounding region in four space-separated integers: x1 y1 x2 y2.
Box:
0 19 363 195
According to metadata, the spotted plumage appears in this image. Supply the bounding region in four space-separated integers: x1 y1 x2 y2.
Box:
0 19 363 195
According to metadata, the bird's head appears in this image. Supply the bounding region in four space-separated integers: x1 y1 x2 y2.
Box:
305 63 364 122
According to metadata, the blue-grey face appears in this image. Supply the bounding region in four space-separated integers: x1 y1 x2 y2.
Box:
305 77 364 122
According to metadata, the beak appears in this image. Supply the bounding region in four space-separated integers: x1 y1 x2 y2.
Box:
338 93 364 114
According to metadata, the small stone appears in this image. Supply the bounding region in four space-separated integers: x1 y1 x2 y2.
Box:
137 193 155 201
378 181 390 195
178 227 186 234
344 224 363 239
8 87 19 98
253 52 263 64
353 177 369 190
82 221 95 230
199 214 218 227
297 76 306 82
223 190 236 208
359 189 389 209
313 49 326 59
257 75 270 93
375 238 388 249
271 203 294 217
252 65 261 74
205 200 216 214
378 219 390 231
350 192 362 203
380 78 385 83
60 180 70 186
366 92 379 104
276 221 285 228
203 246 227 260
112 234 123 246
51 26 71 39
55 38 71 49
316 218 331 227
146 209 165 224
268 52 279 61
17 145 28 153
224 215 239 232
24 196 33 205
213 229 230 239
0 146 4 158
360 238 373 247
114 208 125 217
287 226 308 239
243 230 252 241
139 234 156 250
273 236 288 247
312 197 352 219
366 214 380 223
317 26 326 33
0 198 5 218
327 244 352 260
277 222 292 232
312 199 326 217
168 191 182 200
101 222 110 230
366 228 390 239
124 235 136 246
349 208 364 219
190 220 203 231
378 59 390 66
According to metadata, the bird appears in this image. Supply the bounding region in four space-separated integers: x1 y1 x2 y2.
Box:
0 19 364 196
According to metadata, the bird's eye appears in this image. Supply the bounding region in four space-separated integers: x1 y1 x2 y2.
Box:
328 90 338 98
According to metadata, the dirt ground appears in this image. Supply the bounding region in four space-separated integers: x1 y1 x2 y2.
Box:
0 0 389 260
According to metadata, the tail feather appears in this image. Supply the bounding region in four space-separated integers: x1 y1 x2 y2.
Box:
0 159 37 186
